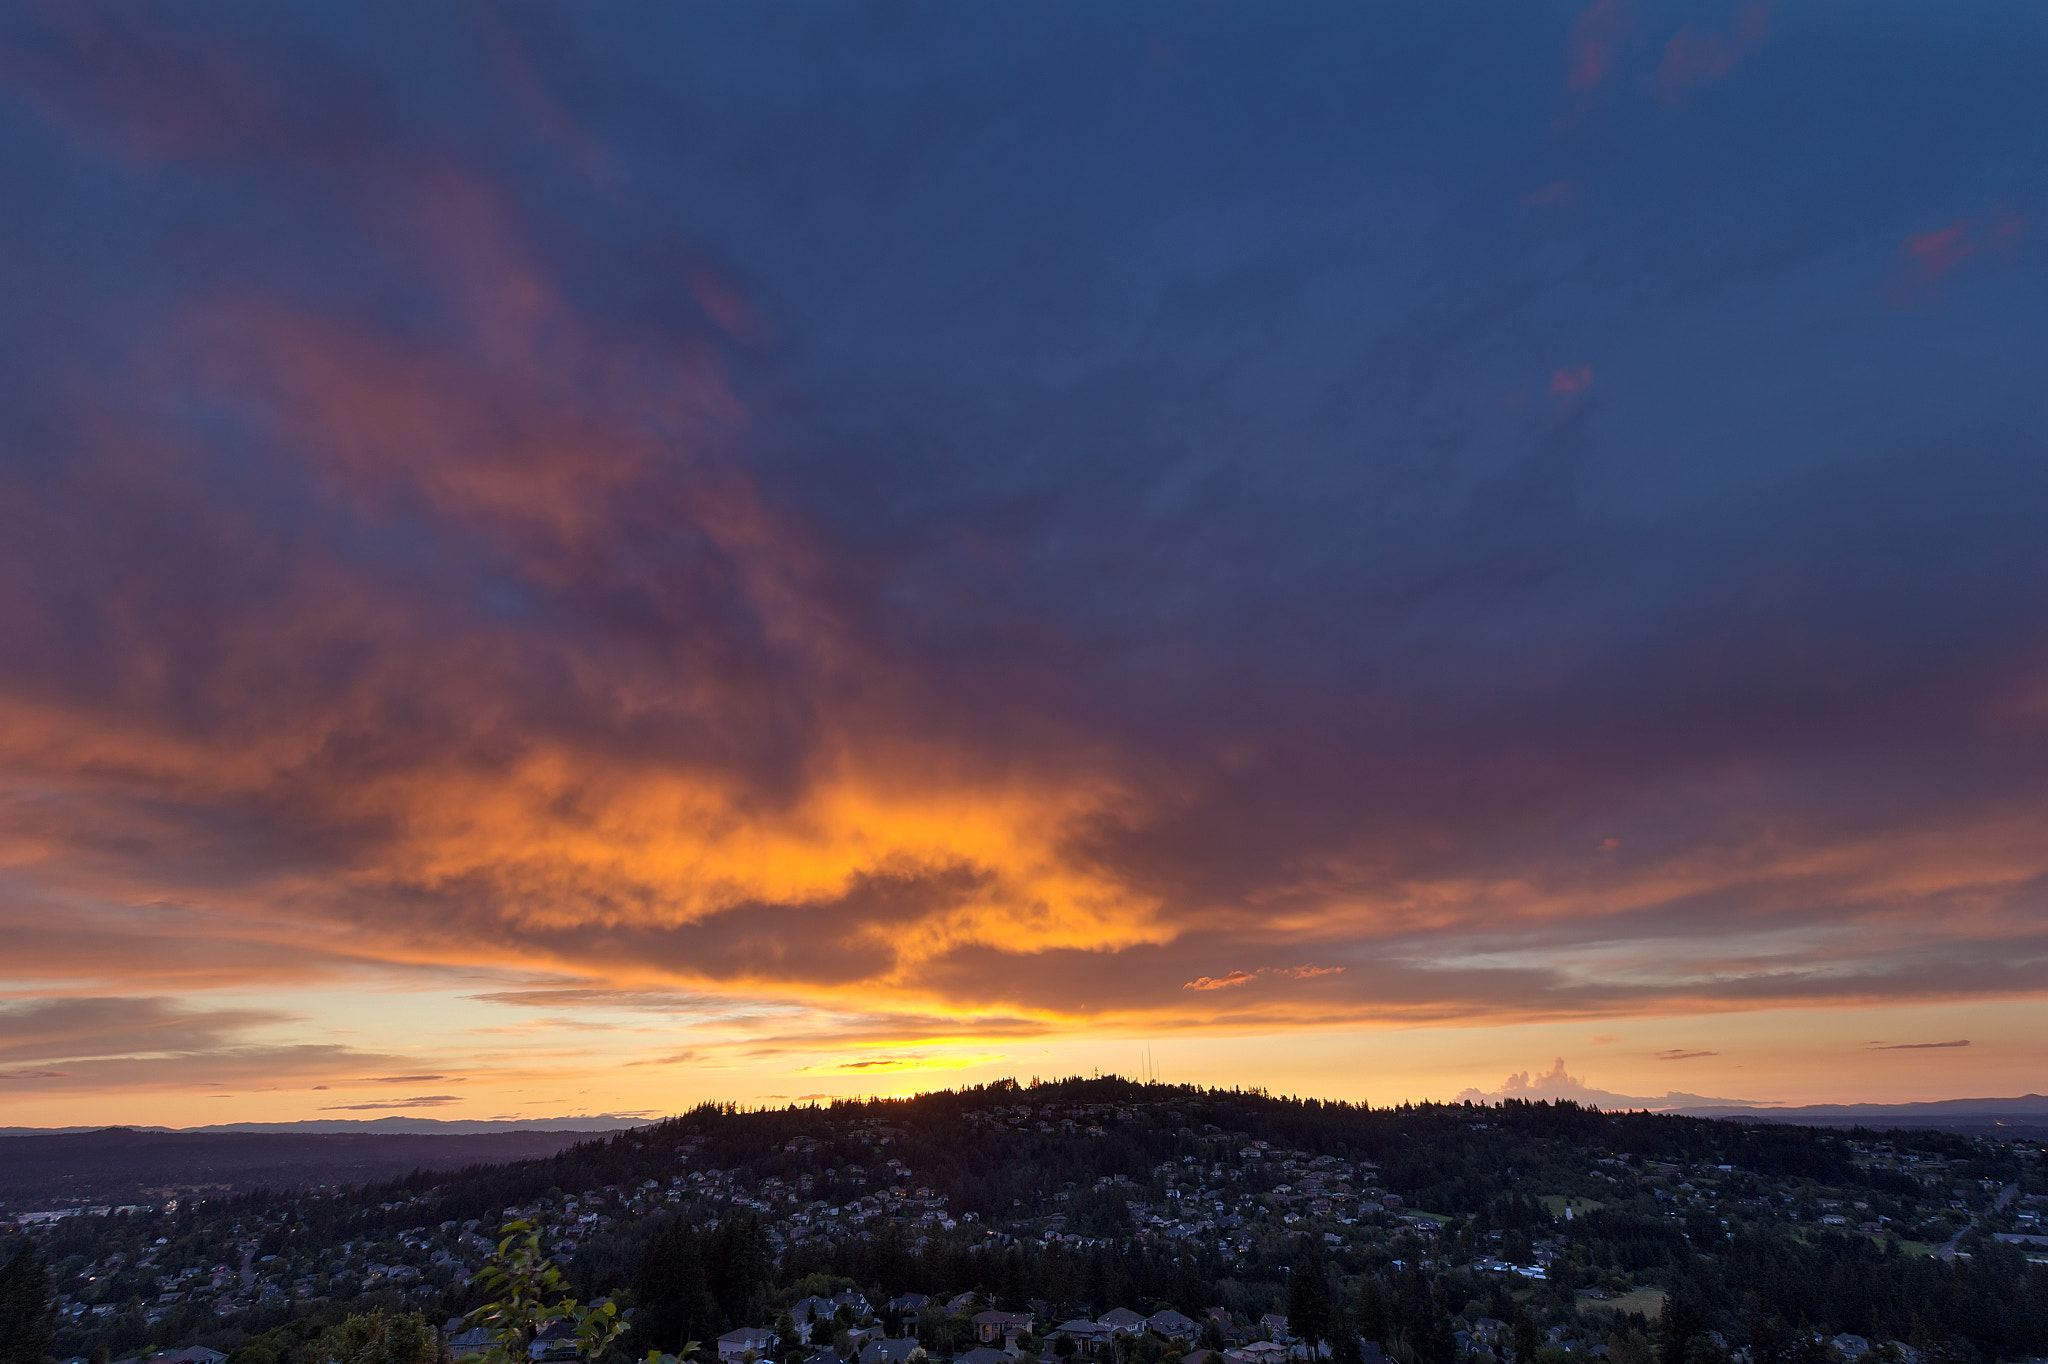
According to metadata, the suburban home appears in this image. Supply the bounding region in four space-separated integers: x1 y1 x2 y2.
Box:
974 1311 1035 1344
1260 1316 1291 1342
1225 1343 1289 1364
957 1349 1010 1364
530 1323 580 1362
889 1295 931 1328
1097 1309 1147 1337
1146 1311 1197 1341
447 1328 494 1357
719 1328 780 1363
859 1339 921 1364
1053 1319 1112 1354
144 1351 229 1364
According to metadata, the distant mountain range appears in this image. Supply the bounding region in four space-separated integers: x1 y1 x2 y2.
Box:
0 1123 644 1205
1673 1094 2048 1133
0 1115 650 1136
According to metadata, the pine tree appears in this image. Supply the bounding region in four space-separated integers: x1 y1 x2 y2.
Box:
1355 1280 1389 1349
1656 1298 1707 1364
1512 1307 1540 1364
1328 1298 1363 1364
634 1220 716 1352
0 1246 55 1364
1284 1242 1332 1355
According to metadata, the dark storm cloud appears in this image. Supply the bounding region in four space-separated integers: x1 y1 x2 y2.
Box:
0 0 2043 1042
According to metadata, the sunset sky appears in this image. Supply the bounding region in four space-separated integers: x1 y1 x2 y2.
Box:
2 0 2045 1128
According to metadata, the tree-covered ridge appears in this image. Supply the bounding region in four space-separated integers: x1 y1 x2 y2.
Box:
4 1080 2043 1364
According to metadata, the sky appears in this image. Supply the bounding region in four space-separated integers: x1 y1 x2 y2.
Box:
1 0 2046 1128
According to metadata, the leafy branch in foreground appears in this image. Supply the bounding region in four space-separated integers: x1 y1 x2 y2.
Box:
461 1221 678 1364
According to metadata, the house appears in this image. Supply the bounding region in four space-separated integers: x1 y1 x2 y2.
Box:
946 1294 980 1316
1261 1316 1291 1343
146 1351 229 1364
448 1328 494 1357
859 1339 921 1364
1054 1320 1112 1354
1098 1309 1147 1337
1225 1346 1289 1364
795 1297 852 1341
719 1328 780 1363
958 1350 1010 1364
1146 1311 1197 1341
974 1311 1035 1344
530 1323 581 1362
1832 1337 1871 1361
889 1295 931 1328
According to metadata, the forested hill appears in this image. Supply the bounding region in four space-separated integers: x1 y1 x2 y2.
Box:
368 1079 1917 1228
7 1078 2045 1364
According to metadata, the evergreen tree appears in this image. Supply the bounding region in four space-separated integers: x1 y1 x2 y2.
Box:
0 1245 55 1364
1415 1307 1456 1364
1511 1307 1540 1364
1744 1296 1793 1364
635 1219 717 1352
1656 1298 1707 1364
706 1216 769 1332
1285 1242 1332 1354
1355 1280 1389 1349
1328 1298 1363 1364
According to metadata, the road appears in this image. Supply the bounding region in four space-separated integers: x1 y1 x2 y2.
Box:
1935 1183 2018 1261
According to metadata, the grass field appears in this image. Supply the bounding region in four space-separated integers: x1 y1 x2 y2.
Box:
1541 1195 1608 1217
1592 1289 1667 1318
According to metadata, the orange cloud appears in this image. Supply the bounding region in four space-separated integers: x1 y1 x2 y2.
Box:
1183 965 1345 991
